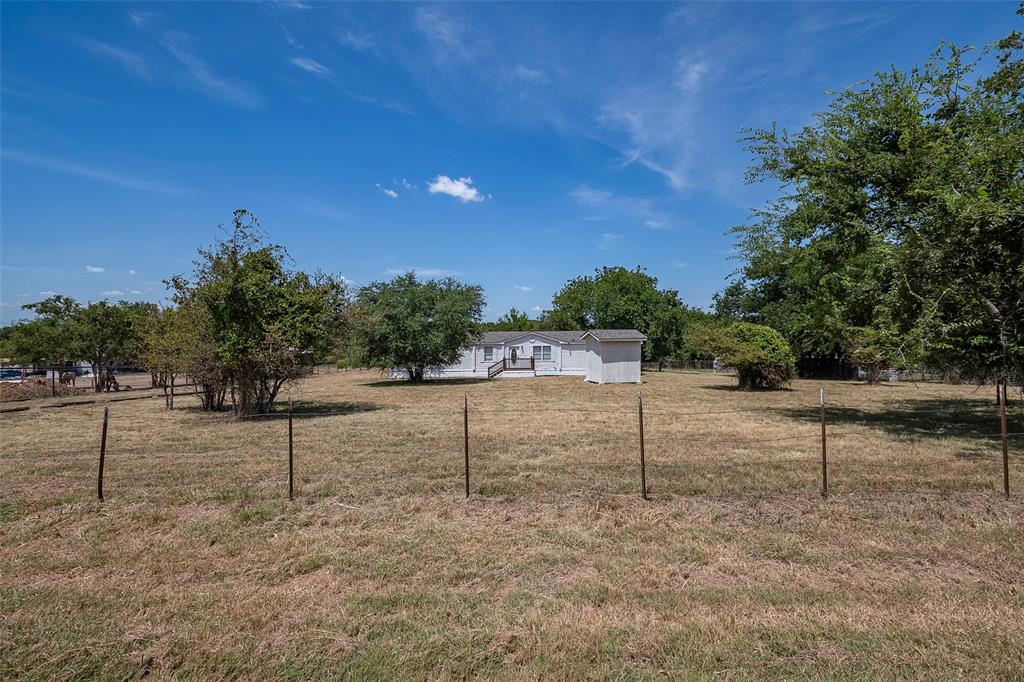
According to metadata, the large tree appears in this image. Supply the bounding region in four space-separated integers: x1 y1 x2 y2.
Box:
76 300 148 390
352 272 484 382
169 210 347 414
544 266 706 368
7 296 82 372
730 17 1024 383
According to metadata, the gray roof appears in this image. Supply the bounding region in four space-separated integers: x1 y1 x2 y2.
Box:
479 330 584 344
580 329 648 341
478 329 646 344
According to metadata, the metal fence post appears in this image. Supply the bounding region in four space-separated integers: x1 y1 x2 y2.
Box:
288 397 294 501
1000 379 1009 499
820 387 828 499
638 391 648 501
464 393 470 498
98 406 109 502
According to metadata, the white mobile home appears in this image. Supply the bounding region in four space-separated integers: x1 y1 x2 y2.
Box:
404 329 646 383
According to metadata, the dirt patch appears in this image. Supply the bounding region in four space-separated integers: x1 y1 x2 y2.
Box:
0 378 82 402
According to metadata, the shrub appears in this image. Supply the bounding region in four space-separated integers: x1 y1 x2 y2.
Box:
726 323 796 389
691 322 795 390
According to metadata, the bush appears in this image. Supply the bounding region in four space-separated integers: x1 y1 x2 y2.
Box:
691 322 795 390
726 323 795 389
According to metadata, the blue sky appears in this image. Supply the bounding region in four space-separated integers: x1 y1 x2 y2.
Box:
0 1 1015 325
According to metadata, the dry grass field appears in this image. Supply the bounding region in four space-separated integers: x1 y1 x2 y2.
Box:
2 369 1022 679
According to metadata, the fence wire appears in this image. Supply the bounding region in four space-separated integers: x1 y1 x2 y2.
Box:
3 388 1021 502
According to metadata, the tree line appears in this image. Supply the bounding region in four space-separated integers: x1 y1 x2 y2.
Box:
717 13 1023 386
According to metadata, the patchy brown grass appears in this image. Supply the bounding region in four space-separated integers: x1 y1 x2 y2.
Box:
1 369 1022 679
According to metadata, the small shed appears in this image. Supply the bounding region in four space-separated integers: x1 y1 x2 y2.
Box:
580 329 647 384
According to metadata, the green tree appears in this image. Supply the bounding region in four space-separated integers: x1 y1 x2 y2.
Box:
7 296 82 371
352 272 484 382
76 300 148 391
142 307 187 392
845 326 903 384
483 307 541 332
732 18 1024 383
169 210 347 414
7 296 150 389
544 266 702 368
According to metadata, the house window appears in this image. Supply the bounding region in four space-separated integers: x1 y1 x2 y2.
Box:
533 345 552 361
483 346 494 361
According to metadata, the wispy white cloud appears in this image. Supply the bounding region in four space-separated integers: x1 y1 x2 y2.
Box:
127 269 137 275
398 178 416 190
596 98 691 192
128 289 143 295
337 29 375 51
290 56 332 77
128 11 155 30
514 285 533 292
288 54 411 114
159 31 263 109
86 266 106 273
674 58 708 95
512 65 550 84
270 0 312 9
671 260 689 268
375 183 398 199
795 5 909 36
427 175 486 203
40 290 58 296
597 232 623 251
78 38 148 78
282 28 303 50
571 185 672 229
531 305 543 312
102 289 125 297
414 8 473 62
3 149 185 194
385 267 463 278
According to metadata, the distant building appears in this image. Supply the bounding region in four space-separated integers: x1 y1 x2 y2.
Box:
393 329 647 383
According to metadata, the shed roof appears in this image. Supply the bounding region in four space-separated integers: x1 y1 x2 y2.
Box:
579 329 648 341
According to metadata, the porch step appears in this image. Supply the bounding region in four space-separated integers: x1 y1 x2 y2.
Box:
487 357 536 378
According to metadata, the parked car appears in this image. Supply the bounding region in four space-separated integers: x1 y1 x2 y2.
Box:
0 368 24 382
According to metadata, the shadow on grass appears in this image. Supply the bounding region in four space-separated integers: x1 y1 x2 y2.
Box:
777 398 1022 459
361 377 491 388
267 401 382 420
700 384 795 393
179 400 382 421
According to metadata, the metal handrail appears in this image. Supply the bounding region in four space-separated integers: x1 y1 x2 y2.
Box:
487 359 505 379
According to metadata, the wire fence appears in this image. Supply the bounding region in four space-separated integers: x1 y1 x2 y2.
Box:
2 382 1021 503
